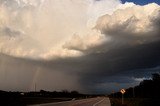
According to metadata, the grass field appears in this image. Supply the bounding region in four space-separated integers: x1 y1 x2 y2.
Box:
109 98 160 106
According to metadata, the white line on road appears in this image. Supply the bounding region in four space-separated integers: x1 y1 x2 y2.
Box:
29 98 91 106
93 98 105 106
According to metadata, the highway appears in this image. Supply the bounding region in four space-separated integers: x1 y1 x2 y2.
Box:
30 97 111 106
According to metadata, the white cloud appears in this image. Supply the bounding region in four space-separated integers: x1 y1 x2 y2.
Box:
96 3 160 35
0 0 160 59
63 30 106 51
0 0 120 59
133 77 148 82
40 49 83 59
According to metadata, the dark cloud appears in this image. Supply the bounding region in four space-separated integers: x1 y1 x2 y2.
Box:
39 40 159 93
0 39 160 93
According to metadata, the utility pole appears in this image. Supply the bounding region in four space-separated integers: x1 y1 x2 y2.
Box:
133 87 135 98
35 83 37 92
112 91 115 98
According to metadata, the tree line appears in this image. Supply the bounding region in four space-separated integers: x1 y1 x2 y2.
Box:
109 73 160 98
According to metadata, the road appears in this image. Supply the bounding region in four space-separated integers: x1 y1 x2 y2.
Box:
30 97 111 106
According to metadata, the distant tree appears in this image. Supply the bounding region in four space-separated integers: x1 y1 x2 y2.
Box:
71 91 79 94
109 73 160 98
152 73 160 81
62 90 69 93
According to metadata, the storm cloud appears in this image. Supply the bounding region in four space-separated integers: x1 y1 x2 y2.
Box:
0 0 160 93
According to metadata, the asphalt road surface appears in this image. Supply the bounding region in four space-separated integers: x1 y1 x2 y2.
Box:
30 97 111 106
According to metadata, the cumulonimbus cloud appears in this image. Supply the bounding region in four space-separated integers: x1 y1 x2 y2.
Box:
0 0 160 93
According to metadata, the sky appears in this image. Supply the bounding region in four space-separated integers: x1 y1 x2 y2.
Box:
0 0 160 94
121 0 160 5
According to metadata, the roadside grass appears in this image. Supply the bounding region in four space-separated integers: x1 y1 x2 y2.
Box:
22 97 71 105
0 97 72 106
109 98 160 106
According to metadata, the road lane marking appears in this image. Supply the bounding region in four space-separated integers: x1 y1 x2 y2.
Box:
93 98 105 106
29 98 106 106
29 98 93 106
